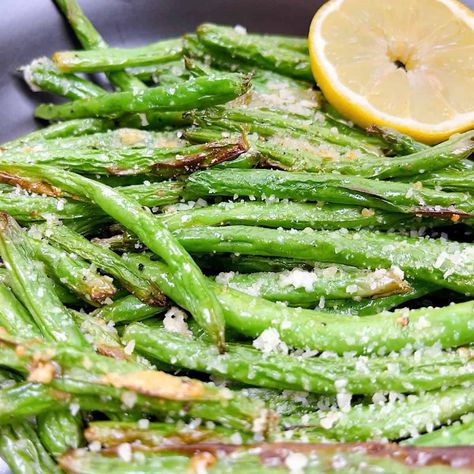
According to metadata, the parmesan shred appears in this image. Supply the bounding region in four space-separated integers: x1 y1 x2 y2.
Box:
285 452 308 474
253 328 288 354
279 268 319 292
163 306 193 339
117 443 132 462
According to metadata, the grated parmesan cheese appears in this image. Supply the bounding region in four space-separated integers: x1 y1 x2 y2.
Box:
253 328 288 354
117 443 132 462
285 452 308 474
163 307 193 339
279 268 318 292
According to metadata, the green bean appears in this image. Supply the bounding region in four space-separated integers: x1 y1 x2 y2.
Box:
191 107 385 155
405 415 474 447
0 163 226 350
172 225 474 294
159 200 432 232
28 235 117 305
53 39 182 73
53 0 147 92
193 254 332 274
58 442 474 474
254 130 474 178
1 135 248 177
22 58 105 99
365 124 428 155
0 187 99 223
0 382 128 424
322 283 435 315
211 266 409 305
44 223 166 306
0 213 86 347
39 127 185 150
283 385 474 443
37 411 82 458
35 73 250 120
196 23 312 81
125 321 474 395
0 218 88 460
129 60 190 84
183 33 252 73
1 119 113 150
418 168 474 193
118 110 191 130
69 310 127 358
0 422 61 474
125 253 474 355
91 295 166 324
84 420 248 447
0 282 40 339
185 169 474 220
0 337 273 433
0 181 184 230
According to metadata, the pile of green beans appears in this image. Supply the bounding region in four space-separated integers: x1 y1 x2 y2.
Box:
0 0 472 472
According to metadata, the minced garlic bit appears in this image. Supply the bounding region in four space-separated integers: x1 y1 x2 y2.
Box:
396 307 410 327
163 307 193 339
117 128 147 146
361 207 375 217
28 361 56 384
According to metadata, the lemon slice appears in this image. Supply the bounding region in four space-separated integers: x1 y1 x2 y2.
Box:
309 0 474 143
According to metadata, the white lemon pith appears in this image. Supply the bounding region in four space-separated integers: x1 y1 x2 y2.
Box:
309 0 474 144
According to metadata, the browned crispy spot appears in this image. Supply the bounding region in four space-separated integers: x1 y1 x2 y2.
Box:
141 290 167 307
153 136 249 176
369 269 411 298
0 172 64 197
84 424 228 447
100 371 206 401
120 281 166 307
397 315 409 327
83 275 117 304
96 345 128 360
131 442 474 469
414 207 471 220
48 388 71 402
